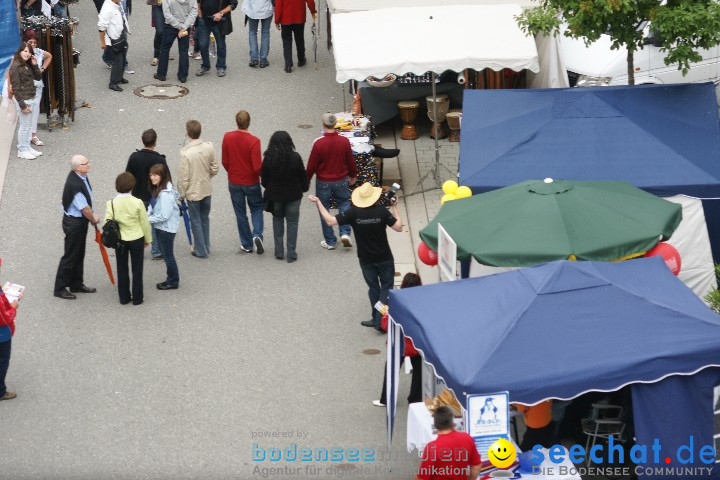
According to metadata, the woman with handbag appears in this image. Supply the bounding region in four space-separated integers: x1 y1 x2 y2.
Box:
104 173 152 305
148 164 181 289
261 131 308 262
8 42 42 160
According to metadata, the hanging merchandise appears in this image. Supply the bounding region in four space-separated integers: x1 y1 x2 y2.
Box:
20 13 79 128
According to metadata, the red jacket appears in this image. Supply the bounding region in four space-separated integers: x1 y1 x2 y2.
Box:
222 130 262 186
381 314 418 357
274 0 315 25
306 131 357 183
0 293 16 337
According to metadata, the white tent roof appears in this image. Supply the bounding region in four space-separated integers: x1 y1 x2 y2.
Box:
331 5 540 83
326 0 539 14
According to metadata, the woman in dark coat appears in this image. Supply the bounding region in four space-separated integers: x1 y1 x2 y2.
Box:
261 131 308 262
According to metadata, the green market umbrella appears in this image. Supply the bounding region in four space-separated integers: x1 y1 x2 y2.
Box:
420 179 682 267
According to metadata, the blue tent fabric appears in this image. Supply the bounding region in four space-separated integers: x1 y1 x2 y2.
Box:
632 368 720 479
389 257 720 405
0 0 20 80
458 83 720 199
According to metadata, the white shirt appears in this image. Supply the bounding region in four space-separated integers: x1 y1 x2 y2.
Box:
98 0 130 46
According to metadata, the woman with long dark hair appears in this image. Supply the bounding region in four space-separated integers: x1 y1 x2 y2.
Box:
148 164 181 289
261 131 308 262
8 42 42 160
24 30 52 148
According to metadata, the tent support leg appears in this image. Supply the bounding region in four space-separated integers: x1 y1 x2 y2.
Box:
408 72 456 196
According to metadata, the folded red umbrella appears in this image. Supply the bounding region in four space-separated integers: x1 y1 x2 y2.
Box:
95 228 115 285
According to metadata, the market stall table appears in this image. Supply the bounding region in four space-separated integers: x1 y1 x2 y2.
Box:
359 82 464 126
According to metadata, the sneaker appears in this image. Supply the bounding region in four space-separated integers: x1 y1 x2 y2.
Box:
340 235 352 248
372 400 385 407
196 68 209 76
17 150 37 160
259 60 269 68
0 391 17 401
193 52 202 60
188 50 194 57
238 246 252 254
151 255 163 260
105 62 112 69
249 59 259 67
320 240 336 250
31 136 43 146
254 237 264 255
125 68 135 74
217 69 226 77
29 147 42 156
151 57 158 66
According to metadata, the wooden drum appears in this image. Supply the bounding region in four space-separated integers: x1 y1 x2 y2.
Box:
426 94 450 140
398 100 420 140
446 109 462 143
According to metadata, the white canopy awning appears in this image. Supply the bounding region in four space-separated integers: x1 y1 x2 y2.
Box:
326 0 539 14
331 5 540 83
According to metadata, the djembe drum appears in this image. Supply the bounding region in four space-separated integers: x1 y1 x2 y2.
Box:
426 94 450 139
446 109 462 142
398 100 420 140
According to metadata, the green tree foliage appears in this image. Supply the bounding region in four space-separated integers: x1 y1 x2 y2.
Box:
516 0 720 85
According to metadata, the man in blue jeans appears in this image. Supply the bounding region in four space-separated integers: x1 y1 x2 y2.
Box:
306 113 357 250
242 0 273 68
222 111 264 254
309 182 403 330
196 0 238 77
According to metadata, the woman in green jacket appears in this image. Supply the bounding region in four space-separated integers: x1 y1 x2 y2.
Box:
104 172 153 305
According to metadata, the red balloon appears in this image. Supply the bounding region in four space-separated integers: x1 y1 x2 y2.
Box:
645 242 681 275
418 241 438 266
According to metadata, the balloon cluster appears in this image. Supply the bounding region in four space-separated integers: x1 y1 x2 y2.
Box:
441 180 472 205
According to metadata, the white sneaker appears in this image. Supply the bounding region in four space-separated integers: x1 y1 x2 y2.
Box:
29 147 42 156
17 150 37 160
340 235 352 248
320 240 336 250
151 58 158 66
125 68 135 74
372 400 385 407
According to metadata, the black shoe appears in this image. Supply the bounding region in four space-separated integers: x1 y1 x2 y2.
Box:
178 77 187 83
119 78 129 84
109 85 123 92
360 320 375 327
284 65 292 73
249 59 259 67
157 282 178 290
373 146 400 158
54 289 77 300
133 300 143 305
120 298 132 305
254 237 265 255
259 61 269 68
298 57 307 67
153 73 166 81
70 285 97 293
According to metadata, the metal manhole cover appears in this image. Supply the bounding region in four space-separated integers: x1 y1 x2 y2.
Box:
297 124 313 129
134 84 189 99
362 349 381 355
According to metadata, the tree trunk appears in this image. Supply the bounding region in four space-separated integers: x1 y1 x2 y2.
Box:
627 49 635 85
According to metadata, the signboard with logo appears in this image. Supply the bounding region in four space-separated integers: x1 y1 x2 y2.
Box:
466 392 510 457
438 223 457 282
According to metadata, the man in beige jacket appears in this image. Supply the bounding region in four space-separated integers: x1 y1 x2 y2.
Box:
178 120 219 258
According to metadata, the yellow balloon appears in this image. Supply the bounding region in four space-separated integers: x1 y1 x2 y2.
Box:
441 193 457 205
454 186 472 199
442 180 459 195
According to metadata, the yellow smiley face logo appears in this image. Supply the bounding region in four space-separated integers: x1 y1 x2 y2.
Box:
487 438 516 469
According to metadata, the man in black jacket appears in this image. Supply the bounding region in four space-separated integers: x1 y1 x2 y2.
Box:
126 128 168 259
196 0 238 77
54 156 101 300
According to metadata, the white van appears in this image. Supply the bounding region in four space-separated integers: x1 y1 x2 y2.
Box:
560 32 720 87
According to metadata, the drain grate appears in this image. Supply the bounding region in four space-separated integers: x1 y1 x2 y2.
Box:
134 84 189 99
362 349 381 355
297 124 313 129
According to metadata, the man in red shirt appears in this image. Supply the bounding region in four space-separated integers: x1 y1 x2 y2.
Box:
417 407 483 480
274 0 316 73
306 113 357 250
222 110 265 254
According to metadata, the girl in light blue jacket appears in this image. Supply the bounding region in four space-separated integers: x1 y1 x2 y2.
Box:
148 164 181 289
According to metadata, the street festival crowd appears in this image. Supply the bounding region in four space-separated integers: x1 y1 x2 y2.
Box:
0 1 608 479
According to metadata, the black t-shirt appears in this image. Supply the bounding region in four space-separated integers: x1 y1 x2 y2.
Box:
336 204 397 264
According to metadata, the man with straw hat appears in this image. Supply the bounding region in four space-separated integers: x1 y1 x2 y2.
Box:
309 182 403 331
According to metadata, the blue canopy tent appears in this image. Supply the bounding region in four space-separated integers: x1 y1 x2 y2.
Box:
455 83 720 294
1 0 19 80
388 257 720 474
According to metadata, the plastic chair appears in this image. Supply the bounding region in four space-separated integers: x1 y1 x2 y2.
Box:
581 403 625 465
